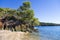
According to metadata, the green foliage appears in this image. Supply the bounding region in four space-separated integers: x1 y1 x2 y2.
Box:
23 2 30 8
0 2 39 26
17 2 39 26
0 8 6 17
32 18 40 26
0 8 3 10
0 2 40 31
20 6 27 10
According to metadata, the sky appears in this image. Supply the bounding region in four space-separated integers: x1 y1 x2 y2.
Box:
0 0 60 23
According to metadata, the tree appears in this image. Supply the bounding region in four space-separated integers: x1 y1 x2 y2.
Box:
32 18 40 26
0 1 40 31
17 2 39 30
0 8 18 20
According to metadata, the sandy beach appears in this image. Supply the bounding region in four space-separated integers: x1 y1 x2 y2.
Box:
0 30 39 40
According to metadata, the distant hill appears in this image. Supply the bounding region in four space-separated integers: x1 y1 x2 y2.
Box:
40 22 60 26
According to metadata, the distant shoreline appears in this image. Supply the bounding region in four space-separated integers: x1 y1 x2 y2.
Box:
40 22 60 26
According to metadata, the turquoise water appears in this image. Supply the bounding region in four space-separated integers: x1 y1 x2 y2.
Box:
38 26 60 40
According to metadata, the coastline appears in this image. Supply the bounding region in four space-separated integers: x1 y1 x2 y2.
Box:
0 30 39 40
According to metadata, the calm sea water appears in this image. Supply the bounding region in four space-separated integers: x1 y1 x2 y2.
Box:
38 26 60 40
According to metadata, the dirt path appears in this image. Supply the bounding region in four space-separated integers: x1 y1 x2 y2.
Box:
0 30 39 40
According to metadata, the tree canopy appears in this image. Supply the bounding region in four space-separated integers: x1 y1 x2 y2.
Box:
0 2 40 31
17 2 39 26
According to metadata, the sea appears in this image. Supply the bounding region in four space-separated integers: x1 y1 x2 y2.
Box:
37 26 60 40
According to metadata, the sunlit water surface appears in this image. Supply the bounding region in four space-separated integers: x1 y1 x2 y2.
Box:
38 26 60 40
